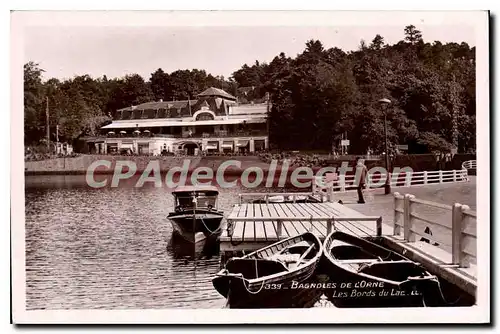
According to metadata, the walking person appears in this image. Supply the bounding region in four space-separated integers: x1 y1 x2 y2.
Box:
355 157 368 204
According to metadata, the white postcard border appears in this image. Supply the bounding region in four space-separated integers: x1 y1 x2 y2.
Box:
10 10 490 324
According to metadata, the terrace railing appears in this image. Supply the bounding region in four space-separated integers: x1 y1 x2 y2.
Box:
312 169 469 195
462 160 477 170
393 192 476 268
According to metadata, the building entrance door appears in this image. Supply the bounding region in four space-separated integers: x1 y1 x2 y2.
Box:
184 142 198 155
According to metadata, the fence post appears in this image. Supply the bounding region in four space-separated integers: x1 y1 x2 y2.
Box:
277 219 282 237
405 172 412 187
327 185 333 203
403 194 415 241
327 218 334 235
460 205 471 268
439 170 443 183
423 171 428 184
451 203 465 267
312 177 317 194
394 192 401 235
453 170 457 182
339 174 346 192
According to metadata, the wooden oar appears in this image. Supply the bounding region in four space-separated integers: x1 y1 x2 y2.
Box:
297 244 316 264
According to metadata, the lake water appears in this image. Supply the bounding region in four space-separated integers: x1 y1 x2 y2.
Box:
24 174 477 310
25 174 300 310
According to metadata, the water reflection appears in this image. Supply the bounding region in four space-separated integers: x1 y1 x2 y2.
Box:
25 175 230 310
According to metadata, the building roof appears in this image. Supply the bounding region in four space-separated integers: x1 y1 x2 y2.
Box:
100 117 265 129
229 103 269 115
118 100 195 112
197 87 236 100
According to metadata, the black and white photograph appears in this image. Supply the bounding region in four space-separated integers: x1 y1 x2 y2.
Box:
10 10 489 324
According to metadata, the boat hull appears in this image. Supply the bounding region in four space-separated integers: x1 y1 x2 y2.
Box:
213 233 323 308
320 232 440 308
319 257 433 307
168 209 223 243
214 273 324 308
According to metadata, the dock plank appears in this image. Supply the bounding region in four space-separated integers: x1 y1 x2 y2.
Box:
253 203 268 242
311 203 377 237
231 204 247 241
259 204 279 240
280 203 309 235
243 203 256 241
267 204 285 238
272 204 298 237
284 203 314 234
296 203 328 237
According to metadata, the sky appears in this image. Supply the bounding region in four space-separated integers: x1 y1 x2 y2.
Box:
24 24 476 82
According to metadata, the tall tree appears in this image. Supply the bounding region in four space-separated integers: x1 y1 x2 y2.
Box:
24 62 45 144
404 25 423 44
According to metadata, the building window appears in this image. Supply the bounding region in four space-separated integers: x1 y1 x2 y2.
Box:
196 112 215 121
158 109 167 118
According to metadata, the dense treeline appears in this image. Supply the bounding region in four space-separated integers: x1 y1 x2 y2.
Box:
231 25 476 154
24 64 235 146
24 25 475 154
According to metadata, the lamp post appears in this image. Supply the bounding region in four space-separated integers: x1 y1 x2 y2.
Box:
379 98 391 194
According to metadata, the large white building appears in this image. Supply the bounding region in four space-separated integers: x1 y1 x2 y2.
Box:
87 87 269 155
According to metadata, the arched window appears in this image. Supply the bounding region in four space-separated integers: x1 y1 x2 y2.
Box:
196 112 215 121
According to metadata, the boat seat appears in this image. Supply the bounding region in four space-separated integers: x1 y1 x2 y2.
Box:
271 253 301 264
336 259 380 264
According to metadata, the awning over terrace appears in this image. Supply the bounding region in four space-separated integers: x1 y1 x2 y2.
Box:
101 117 265 129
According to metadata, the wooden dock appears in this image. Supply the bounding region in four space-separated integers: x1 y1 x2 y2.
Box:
220 201 390 252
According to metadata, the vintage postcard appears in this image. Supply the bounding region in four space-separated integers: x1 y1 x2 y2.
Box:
11 10 490 324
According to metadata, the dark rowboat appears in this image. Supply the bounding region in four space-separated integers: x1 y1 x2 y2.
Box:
213 232 323 308
167 185 224 243
321 231 442 308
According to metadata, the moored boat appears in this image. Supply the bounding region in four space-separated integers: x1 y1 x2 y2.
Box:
321 231 441 308
167 185 224 243
212 232 323 308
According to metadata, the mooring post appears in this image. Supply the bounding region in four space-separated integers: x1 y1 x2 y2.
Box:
460 205 471 268
277 219 282 237
393 192 401 235
327 217 334 235
452 203 470 268
403 194 415 241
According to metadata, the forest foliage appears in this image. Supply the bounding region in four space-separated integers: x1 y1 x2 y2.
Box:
24 25 475 154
